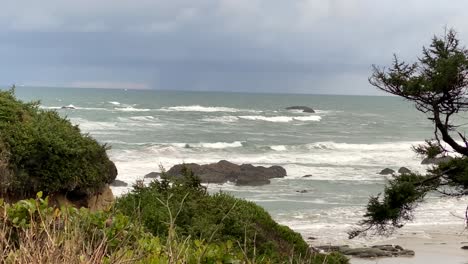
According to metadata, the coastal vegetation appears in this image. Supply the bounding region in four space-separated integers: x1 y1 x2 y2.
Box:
0 88 347 263
0 87 116 200
350 29 468 238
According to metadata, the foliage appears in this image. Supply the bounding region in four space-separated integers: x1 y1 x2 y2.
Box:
0 193 241 263
0 88 115 199
352 29 468 237
0 192 348 263
116 169 348 263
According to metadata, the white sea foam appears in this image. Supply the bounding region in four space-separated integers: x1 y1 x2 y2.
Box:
194 141 244 149
40 105 108 111
293 116 322 121
115 106 151 112
201 116 239 123
70 118 120 131
121 116 157 122
305 141 421 151
270 145 287 151
159 105 258 113
108 101 121 105
147 141 245 150
239 115 321 122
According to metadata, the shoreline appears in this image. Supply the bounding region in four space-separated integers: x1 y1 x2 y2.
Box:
322 224 468 264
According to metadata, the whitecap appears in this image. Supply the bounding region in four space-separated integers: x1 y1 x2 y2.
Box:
305 141 421 151
239 116 293 122
163 141 244 149
40 105 108 111
201 116 239 123
115 106 151 112
159 105 258 113
293 116 321 121
108 101 121 105
239 115 321 122
126 116 157 122
195 141 244 149
270 145 287 151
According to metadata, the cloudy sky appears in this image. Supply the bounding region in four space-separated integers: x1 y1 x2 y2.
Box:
1 0 467 95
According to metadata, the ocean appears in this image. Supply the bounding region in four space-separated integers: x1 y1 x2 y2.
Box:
13 86 468 244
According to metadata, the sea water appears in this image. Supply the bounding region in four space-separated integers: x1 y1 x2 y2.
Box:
14 86 468 244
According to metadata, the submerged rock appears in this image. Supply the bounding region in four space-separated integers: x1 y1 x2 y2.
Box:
302 174 313 178
379 168 395 175
421 156 453 165
61 104 76 109
144 172 161 179
398 167 412 174
111 179 128 187
166 160 287 186
285 106 315 113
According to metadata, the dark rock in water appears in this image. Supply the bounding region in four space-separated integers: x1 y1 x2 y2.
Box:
144 172 162 179
379 168 395 175
111 179 128 187
106 161 118 183
166 160 287 186
421 156 453 165
61 105 76 109
302 174 313 178
317 244 414 258
308 236 317 240
296 190 308 193
461 245 468 250
285 106 315 113
398 167 412 174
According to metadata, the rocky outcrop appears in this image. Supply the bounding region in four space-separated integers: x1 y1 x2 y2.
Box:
166 160 287 186
144 172 161 178
87 184 114 211
111 179 128 187
379 168 395 175
51 184 115 212
421 156 453 165
106 161 118 183
285 106 315 113
61 105 76 109
398 167 412 174
315 244 414 258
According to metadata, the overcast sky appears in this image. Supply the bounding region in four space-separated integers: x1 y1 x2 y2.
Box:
1 0 468 95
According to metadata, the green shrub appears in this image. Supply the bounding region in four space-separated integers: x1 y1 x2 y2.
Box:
0 88 115 199
116 170 348 263
0 193 270 263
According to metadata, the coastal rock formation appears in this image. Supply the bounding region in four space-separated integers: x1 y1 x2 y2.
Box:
111 179 128 187
87 184 115 211
144 172 161 178
107 161 118 183
379 168 395 175
285 106 315 113
315 244 414 258
398 167 412 174
421 156 453 165
61 104 76 109
51 184 115 212
166 160 287 186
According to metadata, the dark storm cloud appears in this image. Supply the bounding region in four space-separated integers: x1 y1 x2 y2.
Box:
1 0 467 94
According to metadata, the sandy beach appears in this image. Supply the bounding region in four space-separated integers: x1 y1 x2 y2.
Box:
350 224 468 264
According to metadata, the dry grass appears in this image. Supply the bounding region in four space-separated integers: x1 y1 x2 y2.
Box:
0 204 145 264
